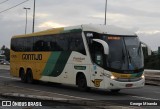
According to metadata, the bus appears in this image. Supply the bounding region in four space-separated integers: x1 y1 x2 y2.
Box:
10 24 150 92
0 55 6 64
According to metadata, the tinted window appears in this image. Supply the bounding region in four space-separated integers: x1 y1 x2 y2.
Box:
56 34 68 51
11 32 86 55
11 38 17 51
68 32 86 55
24 37 33 51
11 37 33 52
33 36 50 51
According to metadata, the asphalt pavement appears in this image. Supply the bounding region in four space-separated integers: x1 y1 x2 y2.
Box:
0 66 159 109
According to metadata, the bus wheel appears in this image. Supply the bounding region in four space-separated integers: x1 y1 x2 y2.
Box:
20 69 26 83
110 89 121 93
77 74 90 91
26 69 34 84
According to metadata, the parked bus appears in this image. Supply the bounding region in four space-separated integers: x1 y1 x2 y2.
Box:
10 24 150 92
0 55 6 64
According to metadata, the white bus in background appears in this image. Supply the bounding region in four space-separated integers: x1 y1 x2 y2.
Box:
0 55 6 64
10 24 151 92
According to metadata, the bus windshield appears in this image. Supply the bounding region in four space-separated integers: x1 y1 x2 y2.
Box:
85 32 144 73
105 36 144 73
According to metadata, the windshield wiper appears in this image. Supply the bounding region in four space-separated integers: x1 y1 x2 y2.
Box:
137 42 141 55
127 50 137 70
122 49 126 63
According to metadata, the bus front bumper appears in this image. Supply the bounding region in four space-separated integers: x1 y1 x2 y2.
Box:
105 78 145 90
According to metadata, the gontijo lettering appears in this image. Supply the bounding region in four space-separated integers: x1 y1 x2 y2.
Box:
22 54 42 60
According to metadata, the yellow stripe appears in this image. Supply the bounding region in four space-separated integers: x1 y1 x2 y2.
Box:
12 28 64 38
112 72 131 78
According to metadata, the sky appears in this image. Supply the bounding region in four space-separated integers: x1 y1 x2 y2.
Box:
0 0 160 51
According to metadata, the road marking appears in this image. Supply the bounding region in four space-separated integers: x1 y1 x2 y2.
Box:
131 96 159 100
154 91 160 94
0 65 10 70
10 85 94 100
0 75 93 100
0 76 20 80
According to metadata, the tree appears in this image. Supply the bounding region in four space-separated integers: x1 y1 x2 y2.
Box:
1 45 5 50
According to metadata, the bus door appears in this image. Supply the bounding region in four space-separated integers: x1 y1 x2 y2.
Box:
90 41 105 88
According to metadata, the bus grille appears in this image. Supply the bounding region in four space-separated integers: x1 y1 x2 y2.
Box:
115 78 142 82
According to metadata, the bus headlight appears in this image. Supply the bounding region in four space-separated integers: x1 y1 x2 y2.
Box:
141 74 145 79
103 73 117 80
111 75 116 80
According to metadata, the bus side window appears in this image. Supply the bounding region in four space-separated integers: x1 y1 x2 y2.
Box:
33 40 42 51
17 38 25 52
68 33 86 55
25 37 33 52
11 39 16 51
90 41 104 67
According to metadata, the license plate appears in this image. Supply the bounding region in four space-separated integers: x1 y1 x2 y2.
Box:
126 84 133 87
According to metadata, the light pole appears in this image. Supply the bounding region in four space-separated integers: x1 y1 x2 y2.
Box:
24 7 30 34
104 0 107 25
32 0 36 33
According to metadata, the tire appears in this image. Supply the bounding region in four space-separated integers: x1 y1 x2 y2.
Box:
110 89 121 93
77 74 90 91
20 69 27 83
26 69 34 84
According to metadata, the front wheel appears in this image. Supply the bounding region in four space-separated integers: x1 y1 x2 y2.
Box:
77 74 90 91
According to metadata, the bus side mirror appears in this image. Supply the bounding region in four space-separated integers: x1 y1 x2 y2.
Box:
92 39 109 55
141 41 152 56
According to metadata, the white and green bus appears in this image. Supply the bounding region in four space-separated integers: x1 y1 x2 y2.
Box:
10 24 149 92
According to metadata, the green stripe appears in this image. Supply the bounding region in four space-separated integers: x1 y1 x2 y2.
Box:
42 52 61 76
42 51 71 77
50 51 71 77
74 66 86 70
61 29 82 34
131 72 143 78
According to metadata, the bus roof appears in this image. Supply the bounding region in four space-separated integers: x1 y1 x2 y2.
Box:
81 24 136 36
12 24 136 38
